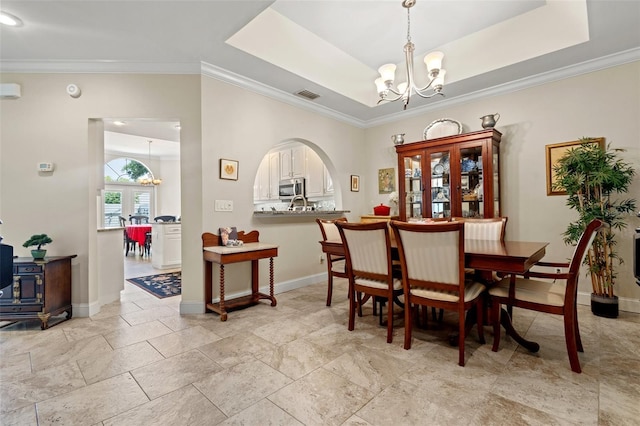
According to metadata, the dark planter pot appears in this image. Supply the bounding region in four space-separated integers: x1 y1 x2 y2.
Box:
31 249 46 260
591 293 619 318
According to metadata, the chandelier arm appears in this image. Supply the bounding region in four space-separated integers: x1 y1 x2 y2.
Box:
413 90 445 99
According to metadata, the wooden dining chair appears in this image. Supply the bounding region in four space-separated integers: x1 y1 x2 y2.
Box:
335 220 403 343
488 219 603 373
390 220 486 366
316 217 348 306
119 216 137 255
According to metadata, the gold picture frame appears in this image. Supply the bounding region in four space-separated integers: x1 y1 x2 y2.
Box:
545 138 604 195
350 175 360 192
378 168 395 194
219 158 239 180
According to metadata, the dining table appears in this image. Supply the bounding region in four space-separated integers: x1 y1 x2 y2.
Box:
125 224 152 247
319 237 549 352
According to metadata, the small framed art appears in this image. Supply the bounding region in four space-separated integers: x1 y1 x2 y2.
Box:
378 168 395 194
351 175 360 192
219 159 239 180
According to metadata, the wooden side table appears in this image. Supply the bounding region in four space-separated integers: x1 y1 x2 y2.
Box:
202 231 278 321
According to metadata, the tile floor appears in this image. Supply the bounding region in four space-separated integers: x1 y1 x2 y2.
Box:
1 270 639 425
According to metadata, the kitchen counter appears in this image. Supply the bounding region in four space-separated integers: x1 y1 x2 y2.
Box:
253 210 350 217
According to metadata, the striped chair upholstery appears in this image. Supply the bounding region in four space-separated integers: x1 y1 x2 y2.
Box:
316 218 348 306
336 221 402 343
390 220 486 366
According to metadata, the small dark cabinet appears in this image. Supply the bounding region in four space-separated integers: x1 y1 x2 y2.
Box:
0 255 76 329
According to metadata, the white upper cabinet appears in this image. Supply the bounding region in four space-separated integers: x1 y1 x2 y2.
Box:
255 152 280 201
306 147 325 197
280 144 306 179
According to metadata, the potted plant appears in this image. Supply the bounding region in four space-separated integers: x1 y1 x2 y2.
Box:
553 138 636 318
23 234 53 260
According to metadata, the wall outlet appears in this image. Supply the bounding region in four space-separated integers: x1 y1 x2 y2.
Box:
214 200 233 212
320 254 325 264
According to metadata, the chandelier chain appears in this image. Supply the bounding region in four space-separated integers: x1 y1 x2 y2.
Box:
406 7 411 43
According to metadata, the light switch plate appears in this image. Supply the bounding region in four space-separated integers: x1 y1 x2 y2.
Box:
215 200 233 212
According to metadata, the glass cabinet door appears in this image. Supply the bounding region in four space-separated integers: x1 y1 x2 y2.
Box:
459 145 484 218
428 150 452 219
402 154 423 219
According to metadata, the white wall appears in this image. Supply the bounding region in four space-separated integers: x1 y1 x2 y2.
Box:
365 62 640 311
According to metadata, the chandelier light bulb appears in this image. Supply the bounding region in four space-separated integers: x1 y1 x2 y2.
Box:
424 51 444 73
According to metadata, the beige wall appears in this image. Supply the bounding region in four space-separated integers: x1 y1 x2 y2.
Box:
365 62 640 310
1 62 638 316
0 73 201 315
195 76 366 306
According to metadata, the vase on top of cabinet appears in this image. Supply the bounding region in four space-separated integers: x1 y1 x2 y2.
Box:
395 129 502 221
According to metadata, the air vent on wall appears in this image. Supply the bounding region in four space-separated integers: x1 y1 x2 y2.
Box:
295 90 320 100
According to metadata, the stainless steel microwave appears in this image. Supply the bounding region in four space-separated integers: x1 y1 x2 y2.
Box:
279 178 305 200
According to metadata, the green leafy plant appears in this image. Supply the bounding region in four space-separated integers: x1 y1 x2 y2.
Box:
22 234 53 250
553 138 636 297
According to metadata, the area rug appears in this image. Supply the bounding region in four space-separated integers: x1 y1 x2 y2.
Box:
127 272 181 298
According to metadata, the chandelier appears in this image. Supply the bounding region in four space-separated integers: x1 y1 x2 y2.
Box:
139 140 162 186
375 0 445 109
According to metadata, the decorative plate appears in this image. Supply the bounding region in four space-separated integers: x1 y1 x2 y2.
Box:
433 163 445 175
423 118 463 140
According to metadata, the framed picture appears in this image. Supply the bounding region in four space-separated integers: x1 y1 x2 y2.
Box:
378 168 395 194
545 138 604 195
219 158 238 181
350 175 360 192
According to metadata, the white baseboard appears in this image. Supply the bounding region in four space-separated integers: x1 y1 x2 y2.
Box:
73 300 102 318
179 273 326 315
577 291 640 314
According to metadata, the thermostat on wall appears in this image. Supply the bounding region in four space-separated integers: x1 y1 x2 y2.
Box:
37 162 54 172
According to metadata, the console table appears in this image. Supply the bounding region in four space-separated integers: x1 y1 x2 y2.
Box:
0 255 76 329
202 231 278 321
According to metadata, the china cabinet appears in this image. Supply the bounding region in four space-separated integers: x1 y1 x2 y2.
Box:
395 129 501 221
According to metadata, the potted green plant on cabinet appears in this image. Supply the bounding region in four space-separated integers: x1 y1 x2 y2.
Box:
23 234 53 260
553 138 636 318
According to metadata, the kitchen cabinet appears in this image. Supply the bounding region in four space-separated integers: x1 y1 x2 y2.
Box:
255 152 280 201
305 148 324 197
280 144 306 179
0 255 76 329
395 129 501 221
306 148 335 197
152 223 181 269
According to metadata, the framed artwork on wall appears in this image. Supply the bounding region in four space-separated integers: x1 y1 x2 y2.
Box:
545 138 604 195
220 159 239 180
350 175 360 192
378 168 395 194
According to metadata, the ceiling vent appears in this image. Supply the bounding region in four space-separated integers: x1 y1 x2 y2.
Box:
295 90 320 101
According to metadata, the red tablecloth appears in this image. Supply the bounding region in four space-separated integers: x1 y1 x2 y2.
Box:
125 225 152 246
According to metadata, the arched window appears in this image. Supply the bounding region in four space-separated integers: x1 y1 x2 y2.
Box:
104 157 153 183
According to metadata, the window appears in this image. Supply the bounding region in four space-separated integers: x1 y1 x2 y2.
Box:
102 157 154 227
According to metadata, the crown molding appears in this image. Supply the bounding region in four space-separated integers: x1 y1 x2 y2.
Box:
0 60 201 74
364 47 640 127
1 48 637 129
200 62 366 128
